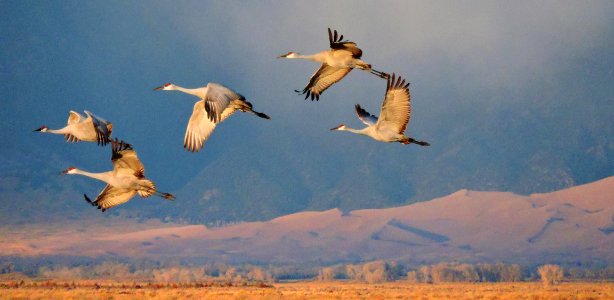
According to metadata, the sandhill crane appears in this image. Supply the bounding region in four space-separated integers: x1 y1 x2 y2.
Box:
330 74 430 146
278 28 388 101
153 82 270 152
33 110 113 146
61 139 175 212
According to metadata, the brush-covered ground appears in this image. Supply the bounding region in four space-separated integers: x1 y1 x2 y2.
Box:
1 281 613 299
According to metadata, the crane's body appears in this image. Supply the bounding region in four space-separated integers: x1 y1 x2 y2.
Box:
62 139 174 212
154 82 270 152
34 110 113 146
331 74 430 146
279 28 388 101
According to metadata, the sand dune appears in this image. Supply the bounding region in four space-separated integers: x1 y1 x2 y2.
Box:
2 176 613 264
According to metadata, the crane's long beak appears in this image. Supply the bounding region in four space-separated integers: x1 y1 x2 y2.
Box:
153 85 164 91
277 53 288 58
330 124 344 131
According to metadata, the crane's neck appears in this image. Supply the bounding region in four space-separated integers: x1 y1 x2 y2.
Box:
294 52 327 63
70 169 113 185
339 126 368 135
44 126 71 135
173 85 207 99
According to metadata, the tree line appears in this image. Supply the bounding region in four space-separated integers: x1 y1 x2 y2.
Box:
1 258 613 284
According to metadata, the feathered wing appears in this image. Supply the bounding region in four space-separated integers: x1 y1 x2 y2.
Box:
184 100 217 152
354 104 378 126
375 73 411 134
87 185 137 212
111 139 145 178
203 83 243 123
67 111 83 124
296 64 353 101
64 111 83 142
84 111 112 146
328 28 362 58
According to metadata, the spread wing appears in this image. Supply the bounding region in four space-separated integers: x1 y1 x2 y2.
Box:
110 139 145 178
203 83 243 123
64 111 83 142
67 111 83 125
354 104 378 126
184 100 216 152
84 111 112 146
296 64 352 101
375 73 411 134
328 28 362 58
85 185 136 212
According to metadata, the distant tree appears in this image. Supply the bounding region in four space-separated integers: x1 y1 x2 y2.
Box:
500 264 522 282
93 262 131 280
317 267 336 281
247 267 272 282
345 264 364 282
362 261 388 283
406 271 419 283
538 264 563 286
225 267 238 282
418 265 432 283
38 266 84 280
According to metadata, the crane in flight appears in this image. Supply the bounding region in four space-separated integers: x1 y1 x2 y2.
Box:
330 74 430 146
33 110 112 146
61 139 175 212
278 28 388 101
154 82 270 152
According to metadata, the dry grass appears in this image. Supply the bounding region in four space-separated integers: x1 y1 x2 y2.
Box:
1 281 613 299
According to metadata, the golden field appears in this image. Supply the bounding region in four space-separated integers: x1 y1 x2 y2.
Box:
1 281 613 300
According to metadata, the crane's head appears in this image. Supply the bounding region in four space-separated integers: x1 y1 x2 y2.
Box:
277 52 300 59
330 124 346 131
61 167 77 175
33 125 48 132
153 83 175 91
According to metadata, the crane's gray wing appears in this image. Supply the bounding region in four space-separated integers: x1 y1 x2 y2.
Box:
375 73 411 134
86 185 136 212
64 111 83 142
84 110 112 146
296 64 352 101
354 104 378 126
110 139 145 178
184 100 217 152
328 28 362 58
204 83 243 123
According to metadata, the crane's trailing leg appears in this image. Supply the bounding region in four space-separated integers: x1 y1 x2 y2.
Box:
370 69 389 79
238 101 271 119
401 137 430 146
152 190 176 200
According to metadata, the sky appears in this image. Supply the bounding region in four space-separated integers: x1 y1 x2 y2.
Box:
1 1 613 222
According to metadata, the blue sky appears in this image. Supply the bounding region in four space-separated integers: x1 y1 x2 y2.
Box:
2 1 613 221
